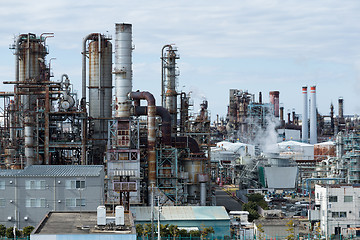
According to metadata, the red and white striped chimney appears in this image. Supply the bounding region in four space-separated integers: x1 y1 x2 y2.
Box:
302 86 308 143
309 86 317 144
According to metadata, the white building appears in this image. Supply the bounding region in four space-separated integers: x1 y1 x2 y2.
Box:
312 184 360 237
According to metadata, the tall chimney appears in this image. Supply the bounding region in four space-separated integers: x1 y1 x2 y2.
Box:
302 86 308 143
269 91 280 118
310 86 317 144
114 23 133 118
259 92 262 104
338 97 344 119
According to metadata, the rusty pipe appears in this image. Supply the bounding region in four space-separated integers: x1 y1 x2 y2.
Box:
129 91 156 185
134 106 171 145
82 33 101 104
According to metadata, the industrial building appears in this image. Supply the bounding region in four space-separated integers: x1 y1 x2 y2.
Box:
131 206 231 238
0 23 212 210
0 165 104 228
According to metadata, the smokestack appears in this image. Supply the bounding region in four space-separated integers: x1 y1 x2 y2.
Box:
287 112 291 124
114 23 133 118
292 110 296 124
310 86 317 144
259 92 262 104
280 107 284 122
269 91 280 118
302 86 308 143
338 97 344 119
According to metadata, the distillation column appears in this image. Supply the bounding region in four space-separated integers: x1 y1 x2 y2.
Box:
162 45 179 133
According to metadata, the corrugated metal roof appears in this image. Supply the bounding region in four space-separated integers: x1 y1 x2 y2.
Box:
132 206 229 221
0 165 103 177
0 170 21 176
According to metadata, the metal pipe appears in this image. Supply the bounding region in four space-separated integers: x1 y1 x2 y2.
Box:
310 86 317 144
134 106 171 145
115 23 133 118
129 91 156 186
82 33 99 104
302 86 308 143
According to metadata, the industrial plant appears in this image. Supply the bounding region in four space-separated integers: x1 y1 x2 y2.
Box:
0 22 360 239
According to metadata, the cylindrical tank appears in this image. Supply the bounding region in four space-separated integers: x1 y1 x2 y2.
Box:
18 36 46 111
24 116 35 166
115 23 133 118
310 86 317 144
183 158 206 203
269 91 280 118
302 86 308 143
88 36 112 140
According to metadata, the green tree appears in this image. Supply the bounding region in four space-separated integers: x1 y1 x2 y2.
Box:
6 227 22 238
0 225 6 237
242 201 260 221
136 224 144 237
256 224 265 240
247 193 269 210
23 226 35 237
285 220 295 240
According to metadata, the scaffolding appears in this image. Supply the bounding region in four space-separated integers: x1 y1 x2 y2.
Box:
156 147 179 204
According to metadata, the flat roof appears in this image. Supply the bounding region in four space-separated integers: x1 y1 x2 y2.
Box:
33 211 135 235
132 206 230 221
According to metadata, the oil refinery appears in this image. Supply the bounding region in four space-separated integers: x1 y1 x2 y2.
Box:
1 22 360 239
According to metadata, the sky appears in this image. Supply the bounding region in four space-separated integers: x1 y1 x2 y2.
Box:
0 0 360 120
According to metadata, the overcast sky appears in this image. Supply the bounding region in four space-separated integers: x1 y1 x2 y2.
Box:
1 0 359 119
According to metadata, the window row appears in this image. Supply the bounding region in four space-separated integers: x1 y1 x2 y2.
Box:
331 211 347 218
328 195 353 203
24 180 86 190
24 198 86 207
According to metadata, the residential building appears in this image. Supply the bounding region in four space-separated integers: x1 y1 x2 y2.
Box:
312 184 360 237
0 165 104 228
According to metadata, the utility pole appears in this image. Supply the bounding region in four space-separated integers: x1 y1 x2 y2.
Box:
151 184 154 240
158 196 161 240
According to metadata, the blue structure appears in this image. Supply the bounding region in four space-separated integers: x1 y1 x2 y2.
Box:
131 206 230 238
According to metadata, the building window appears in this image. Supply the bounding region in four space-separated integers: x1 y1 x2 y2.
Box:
25 180 46 190
25 198 46 207
0 198 5 207
331 211 347 218
329 196 338 202
0 180 5 190
344 196 353 202
65 198 86 207
316 193 319 199
66 180 86 189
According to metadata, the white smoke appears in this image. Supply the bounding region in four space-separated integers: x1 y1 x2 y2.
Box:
251 115 280 154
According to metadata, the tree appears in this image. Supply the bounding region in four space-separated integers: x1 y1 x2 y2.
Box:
242 201 260 221
0 225 6 237
136 224 144 237
285 220 295 240
23 226 35 237
6 227 22 238
256 224 265 240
